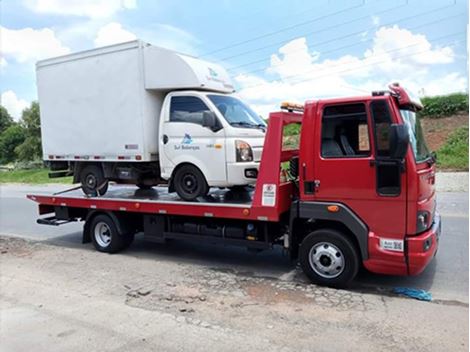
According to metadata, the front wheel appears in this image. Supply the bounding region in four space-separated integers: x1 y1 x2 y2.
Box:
173 165 209 201
299 229 359 288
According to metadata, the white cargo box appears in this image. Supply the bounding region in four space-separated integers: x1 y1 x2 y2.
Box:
37 40 234 162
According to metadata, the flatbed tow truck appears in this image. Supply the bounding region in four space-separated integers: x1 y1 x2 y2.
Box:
28 85 441 287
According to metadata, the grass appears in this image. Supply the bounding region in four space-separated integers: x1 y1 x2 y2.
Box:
419 93 468 118
436 127 469 171
0 168 73 184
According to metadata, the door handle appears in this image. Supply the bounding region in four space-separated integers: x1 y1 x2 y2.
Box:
163 135 169 144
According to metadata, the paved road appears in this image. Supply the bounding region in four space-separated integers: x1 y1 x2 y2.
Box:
0 184 468 302
0 184 468 351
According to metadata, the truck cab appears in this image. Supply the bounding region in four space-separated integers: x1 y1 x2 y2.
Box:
159 90 266 200
296 83 439 280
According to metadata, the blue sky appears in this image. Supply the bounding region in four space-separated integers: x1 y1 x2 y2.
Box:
1 0 468 119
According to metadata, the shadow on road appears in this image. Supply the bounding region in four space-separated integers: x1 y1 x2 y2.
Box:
41 230 440 298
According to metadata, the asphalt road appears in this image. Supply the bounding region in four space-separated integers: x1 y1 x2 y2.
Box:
0 184 468 302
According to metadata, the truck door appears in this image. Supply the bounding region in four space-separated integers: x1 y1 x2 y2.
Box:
310 100 407 240
160 95 227 184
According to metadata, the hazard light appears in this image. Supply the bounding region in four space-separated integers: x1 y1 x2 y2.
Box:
280 101 304 112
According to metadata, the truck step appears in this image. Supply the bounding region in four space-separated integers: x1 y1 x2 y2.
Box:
37 216 78 226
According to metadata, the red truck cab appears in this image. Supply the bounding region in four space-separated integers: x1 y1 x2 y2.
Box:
296 84 440 280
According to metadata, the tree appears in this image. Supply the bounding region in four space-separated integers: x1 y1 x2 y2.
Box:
15 101 42 161
0 105 14 134
0 124 26 163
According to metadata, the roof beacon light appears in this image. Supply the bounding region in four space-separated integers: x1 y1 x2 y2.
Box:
280 101 304 113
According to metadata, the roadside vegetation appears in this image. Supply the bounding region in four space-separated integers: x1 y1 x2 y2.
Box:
436 127 468 171
0 92 468 184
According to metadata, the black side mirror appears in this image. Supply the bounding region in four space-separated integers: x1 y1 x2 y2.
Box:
202 111 217 130
389 124 409 160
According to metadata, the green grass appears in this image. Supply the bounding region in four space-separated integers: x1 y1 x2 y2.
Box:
0 168 73 184
437 127 469 171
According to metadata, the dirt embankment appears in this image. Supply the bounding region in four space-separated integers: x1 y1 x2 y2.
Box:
421 113 468 151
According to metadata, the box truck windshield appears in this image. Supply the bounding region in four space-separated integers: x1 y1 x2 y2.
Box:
208 95 266 130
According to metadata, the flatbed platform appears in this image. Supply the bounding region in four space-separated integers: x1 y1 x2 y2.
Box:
27 184 283 222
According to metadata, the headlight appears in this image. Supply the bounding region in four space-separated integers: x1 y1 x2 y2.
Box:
235 140 253 162
417 211 430 233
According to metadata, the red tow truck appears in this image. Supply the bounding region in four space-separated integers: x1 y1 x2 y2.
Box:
28 84 441 287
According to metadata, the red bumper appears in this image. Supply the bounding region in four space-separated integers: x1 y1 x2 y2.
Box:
406 213 441 275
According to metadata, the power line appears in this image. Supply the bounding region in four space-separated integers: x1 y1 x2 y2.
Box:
237 33 464 91
221 2 407 63
199 1 365 57
231 12 464 77
226 2 457 72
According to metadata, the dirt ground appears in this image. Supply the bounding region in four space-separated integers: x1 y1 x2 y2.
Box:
1 235 468 352
421 113 468 151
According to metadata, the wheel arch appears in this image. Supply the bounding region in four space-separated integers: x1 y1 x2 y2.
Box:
290 201 369 260
168 162 208 193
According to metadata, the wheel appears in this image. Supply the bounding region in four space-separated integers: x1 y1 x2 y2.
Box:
299 229 359 288
80 165 108 196
173 165 208 201
89 214 133 253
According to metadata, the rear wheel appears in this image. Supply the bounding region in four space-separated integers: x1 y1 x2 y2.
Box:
80 165 108 196
89 214 134 253
299 229 359 288
173 165 208 201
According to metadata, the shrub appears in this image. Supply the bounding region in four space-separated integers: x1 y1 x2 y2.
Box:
419 93 468 118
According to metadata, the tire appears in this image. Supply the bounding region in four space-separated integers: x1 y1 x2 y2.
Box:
299 229 359 288
89 214 132 253
80 165 108 196
173 164 209 201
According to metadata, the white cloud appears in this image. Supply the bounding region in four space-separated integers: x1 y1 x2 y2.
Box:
1 26 70 63
235 25 462 118
0 58 7 68
94 22 136 47
24 0 136 18
1 91 29 121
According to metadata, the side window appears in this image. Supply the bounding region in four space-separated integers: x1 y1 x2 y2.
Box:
370 100 401 196
170 96 210 125
370 100 392 158
321 103 370 158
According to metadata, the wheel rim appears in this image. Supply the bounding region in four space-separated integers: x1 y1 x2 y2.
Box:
94 222 112 248
308 242 345 279
181 173 198 194
85 173 97 189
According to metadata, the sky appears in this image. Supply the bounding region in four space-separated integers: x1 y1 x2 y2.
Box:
1 0 468 120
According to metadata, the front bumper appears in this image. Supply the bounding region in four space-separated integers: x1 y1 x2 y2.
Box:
226 161 259 185
406 212 441 275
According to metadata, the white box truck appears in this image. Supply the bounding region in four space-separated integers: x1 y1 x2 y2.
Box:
37 40 266 200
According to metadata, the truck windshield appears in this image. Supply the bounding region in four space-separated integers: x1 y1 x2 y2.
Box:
208 95 266 130
400 109 432 163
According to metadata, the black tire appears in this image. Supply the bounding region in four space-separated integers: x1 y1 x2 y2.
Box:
299 229 359 288
173 164 209 201
89 214 132 253
80 165 108 196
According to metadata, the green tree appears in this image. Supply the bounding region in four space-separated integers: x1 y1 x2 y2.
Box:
0 105 14 134
15 101 42 161
0 124 26 163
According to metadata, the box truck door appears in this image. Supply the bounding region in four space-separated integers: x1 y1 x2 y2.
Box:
161 96 227 184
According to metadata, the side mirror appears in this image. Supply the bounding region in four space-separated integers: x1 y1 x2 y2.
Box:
202 111 217 130
389 124 409 160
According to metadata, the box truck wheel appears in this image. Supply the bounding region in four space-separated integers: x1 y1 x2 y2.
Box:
89 214 134 253
80 165 108 196
299 229 359 288
173 164 208 201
